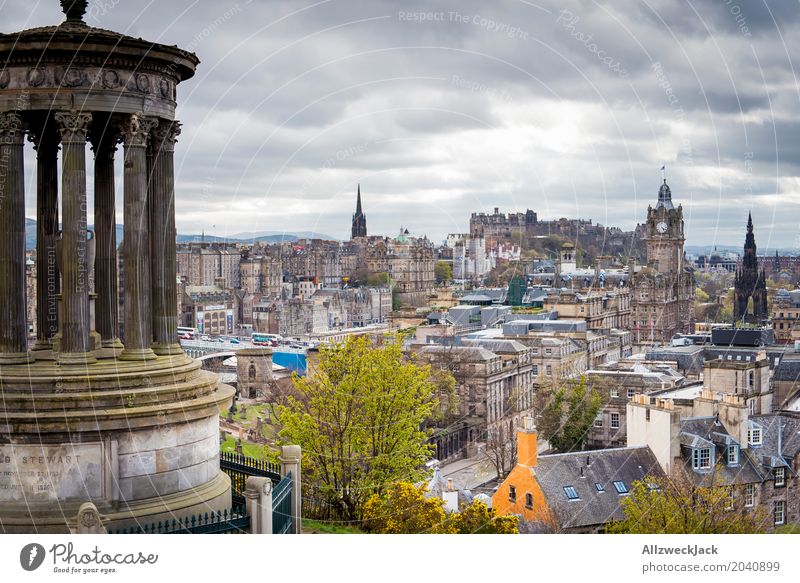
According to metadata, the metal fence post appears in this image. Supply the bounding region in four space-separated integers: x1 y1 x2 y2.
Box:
279 445 302 534
245 476 273 534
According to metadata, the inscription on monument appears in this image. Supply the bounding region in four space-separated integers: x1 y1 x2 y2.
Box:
0 443 104 502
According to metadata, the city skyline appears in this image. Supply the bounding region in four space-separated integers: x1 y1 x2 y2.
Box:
7 1 800 245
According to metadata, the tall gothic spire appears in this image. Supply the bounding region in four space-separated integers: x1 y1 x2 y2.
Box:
351 184 367 239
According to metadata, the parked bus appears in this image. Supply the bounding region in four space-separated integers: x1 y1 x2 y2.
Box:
251 332 282 346
177 326 199 339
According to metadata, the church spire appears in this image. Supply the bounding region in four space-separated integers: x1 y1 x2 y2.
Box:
351 184 367 239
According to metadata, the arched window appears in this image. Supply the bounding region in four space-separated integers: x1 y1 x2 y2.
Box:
248 363 256 380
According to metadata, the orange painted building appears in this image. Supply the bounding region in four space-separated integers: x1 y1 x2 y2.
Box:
491 418 554 526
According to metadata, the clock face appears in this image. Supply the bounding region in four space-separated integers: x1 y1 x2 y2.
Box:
656 221 668 234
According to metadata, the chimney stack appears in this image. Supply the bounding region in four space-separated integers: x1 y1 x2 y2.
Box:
517 416 538 468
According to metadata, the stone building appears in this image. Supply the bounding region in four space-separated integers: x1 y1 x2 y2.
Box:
628 392 800 531
176 241 241 288
734 213 768 323
703 350 773 414
182 284 237 335
239 251 282 296
584 361 688 449
25 255 36 337
469 207 537 246
630 179 695 348
512 334 588 381
364 228 435 307
771 288 800 344
236 347 273 399
416 339 536 465
542 288 631 331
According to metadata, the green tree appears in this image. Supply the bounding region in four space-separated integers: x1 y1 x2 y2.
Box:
538 376 602 452
366 271 391 286
444 500 519 534
363 482 446 533
434 261 452 284
609 471 768 534
274 335 437 521
363 483 519 534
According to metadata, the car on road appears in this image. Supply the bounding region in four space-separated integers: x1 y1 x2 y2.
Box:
230 338 240 344
200 335 210 342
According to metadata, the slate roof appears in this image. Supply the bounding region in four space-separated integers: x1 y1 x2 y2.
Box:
750 413 800 476
418 345 497 362
533 446 664 529
462 338 528 354
678 417 765 486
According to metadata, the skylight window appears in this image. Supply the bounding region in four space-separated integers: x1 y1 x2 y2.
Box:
595 483 605 492
564 486 579 500
613 481 628 494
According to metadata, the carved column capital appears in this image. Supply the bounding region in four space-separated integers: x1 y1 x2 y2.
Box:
0 112 25 145
118 112 158 148
90 128 121 161
27 123 61 157
54 110 92 143
151 120 181 152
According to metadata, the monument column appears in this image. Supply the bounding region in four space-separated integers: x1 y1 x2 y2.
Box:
149 120 182 355
91 120 122 351
0 112 32 364
118 113 158 361
55 110 95 364
31 121 60 352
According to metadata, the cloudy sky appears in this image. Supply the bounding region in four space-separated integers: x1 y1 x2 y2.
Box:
7 0 800 248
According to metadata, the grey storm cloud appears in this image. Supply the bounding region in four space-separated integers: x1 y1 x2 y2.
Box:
6 0 800 247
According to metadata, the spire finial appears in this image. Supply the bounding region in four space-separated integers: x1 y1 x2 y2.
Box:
660 163 666 182
60 0 88 24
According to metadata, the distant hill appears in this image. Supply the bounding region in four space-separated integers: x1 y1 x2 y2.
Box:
225 230 337 241
686 245 798 257
24 219 336 249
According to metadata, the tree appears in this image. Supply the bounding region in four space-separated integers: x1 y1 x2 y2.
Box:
537 376 602 453
434 261 452 284
366 271 391 286
609 470 769 534
444 500 519 534
274 335 438 521
363 483 519 534
363 482 446 534
484 385 523 479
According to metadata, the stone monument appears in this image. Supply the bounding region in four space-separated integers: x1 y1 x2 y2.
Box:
0 0 234 532
235 348 273 399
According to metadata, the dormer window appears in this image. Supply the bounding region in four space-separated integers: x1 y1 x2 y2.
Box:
747 423 763 447
692 448 712 470
774 467 786 488
727 445 739 466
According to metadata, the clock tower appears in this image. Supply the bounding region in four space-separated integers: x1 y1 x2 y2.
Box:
631 178 695 349
645 180 685 274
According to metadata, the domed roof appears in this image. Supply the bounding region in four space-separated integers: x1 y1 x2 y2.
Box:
0 1 198 82
656 180 674 210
